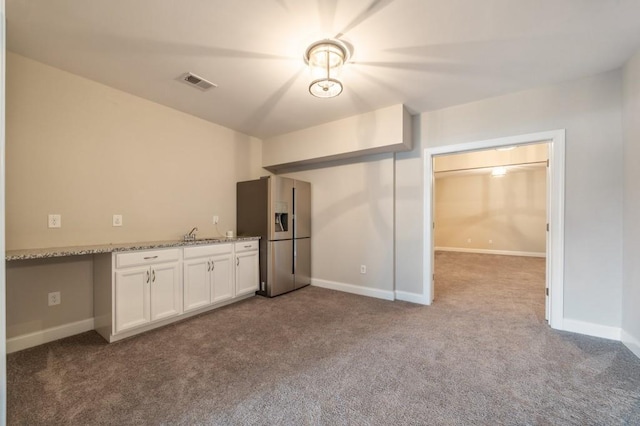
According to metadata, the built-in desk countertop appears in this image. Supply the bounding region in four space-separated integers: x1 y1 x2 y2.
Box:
5 237 261 261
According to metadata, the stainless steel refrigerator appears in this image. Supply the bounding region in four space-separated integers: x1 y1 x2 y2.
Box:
236 176 311 297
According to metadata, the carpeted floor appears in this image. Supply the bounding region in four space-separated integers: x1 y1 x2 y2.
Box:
7 252 640 425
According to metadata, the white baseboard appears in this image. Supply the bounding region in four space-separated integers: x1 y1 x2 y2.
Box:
622 330 640 359
7 318 95 353
435 246 546 258
561 318 621 341
311 279 394 301
395 290 430 305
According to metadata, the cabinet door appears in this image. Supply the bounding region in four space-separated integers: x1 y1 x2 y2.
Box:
150 262 182 321
183 257 211 312
236 250 259 297
212 254 233 303
114 266 150 333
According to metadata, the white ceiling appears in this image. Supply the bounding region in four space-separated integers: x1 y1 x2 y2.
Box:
7 0 640 139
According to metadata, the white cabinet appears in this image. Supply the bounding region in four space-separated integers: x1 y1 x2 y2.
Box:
150 262 182 321
93 239 259 343
235 241 259 297
114 266 150 332
183 258 211 311
113 249 182 334
183 243 234 312
212 255 234 302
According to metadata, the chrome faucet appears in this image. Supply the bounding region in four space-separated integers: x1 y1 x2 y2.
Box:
184 227 198 241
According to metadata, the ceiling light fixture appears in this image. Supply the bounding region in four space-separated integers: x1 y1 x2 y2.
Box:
304 39 350 98
491 167 507 177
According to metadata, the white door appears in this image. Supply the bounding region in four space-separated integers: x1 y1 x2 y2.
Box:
236 251 259 297
212 254 233 303
150 262 182 321
115 266 150 333
183 257 211 311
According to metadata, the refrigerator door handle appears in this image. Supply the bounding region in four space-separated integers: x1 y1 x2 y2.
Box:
292 239 296 275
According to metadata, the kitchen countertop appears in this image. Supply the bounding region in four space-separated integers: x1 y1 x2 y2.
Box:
5 236 261 261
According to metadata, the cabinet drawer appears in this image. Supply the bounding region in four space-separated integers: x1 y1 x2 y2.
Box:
235 240 259 253
116 248 180 269
184 243 233 259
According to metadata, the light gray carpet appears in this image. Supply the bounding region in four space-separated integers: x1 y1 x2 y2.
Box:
7 252 640 425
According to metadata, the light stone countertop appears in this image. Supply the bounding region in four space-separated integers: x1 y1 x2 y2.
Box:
5 236 261 261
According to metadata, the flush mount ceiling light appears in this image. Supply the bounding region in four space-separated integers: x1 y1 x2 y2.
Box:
304 39 351 98
491 166 507 177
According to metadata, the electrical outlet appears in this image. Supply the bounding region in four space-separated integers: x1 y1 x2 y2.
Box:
489 239 493 244
360 265 367 274
48 291 61 306
213 215 219 225
113 214 123 227
48 214 61 228
467 238 471 243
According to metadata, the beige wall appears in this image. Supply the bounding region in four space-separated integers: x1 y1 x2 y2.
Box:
395 116 424 299
6 256 93 338
263 104 411 171
6 52 263 250
435 166 547 254
5 53 264 338
622 49 640 355
284 154 395 293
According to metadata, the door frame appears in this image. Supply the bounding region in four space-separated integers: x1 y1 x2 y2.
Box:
422 129 565 330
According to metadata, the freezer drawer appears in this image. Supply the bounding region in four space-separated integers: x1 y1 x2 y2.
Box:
267 240 295 296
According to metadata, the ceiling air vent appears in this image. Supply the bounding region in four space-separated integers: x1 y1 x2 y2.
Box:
178 72 217 91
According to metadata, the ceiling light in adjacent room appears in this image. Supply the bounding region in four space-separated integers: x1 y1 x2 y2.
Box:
496 146 516 151
491 167 507 177
304 39 350 98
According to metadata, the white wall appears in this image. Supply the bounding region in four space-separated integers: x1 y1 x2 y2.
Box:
397 70 624 329
284 154 395 297
622 50 640 357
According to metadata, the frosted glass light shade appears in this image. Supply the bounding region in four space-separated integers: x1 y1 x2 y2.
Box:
309 78 343 97
305 40 349 98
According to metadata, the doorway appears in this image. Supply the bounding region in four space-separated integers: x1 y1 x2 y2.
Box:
423 130 565 330
433 142 549 319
